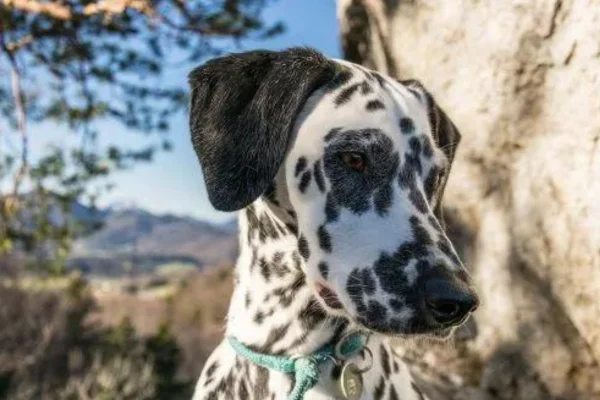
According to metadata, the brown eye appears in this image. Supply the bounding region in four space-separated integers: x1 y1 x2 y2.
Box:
340 152 366 172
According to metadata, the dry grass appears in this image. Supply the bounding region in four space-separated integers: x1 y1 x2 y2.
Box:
90 264 234 381
0 253 233 398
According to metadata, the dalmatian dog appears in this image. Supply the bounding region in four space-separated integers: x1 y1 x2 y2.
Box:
188 48 478 400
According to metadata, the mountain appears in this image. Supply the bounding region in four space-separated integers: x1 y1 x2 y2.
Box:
68 207 238 277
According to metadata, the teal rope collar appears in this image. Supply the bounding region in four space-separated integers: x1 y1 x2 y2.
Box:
228 332 368 400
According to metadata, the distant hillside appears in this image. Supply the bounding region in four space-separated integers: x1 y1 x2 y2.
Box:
69 207 238 277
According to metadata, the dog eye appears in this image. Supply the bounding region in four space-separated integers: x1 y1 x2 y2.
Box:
339 152 366 172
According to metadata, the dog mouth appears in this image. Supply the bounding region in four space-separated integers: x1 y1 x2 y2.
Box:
424 326 455 340
314 282 473 338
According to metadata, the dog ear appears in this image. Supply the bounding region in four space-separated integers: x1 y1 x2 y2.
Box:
400 80 462 221
188 48 336 212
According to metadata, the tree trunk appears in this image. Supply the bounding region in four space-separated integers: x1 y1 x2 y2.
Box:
337 1 600 399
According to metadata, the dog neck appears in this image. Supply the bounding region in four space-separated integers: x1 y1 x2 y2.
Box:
225 196 348 357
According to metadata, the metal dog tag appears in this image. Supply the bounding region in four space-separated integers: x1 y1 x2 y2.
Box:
339 362 363 400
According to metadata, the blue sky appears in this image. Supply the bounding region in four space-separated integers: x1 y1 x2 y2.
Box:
23 0 341 224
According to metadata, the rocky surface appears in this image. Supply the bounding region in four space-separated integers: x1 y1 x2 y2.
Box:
338 0 600 398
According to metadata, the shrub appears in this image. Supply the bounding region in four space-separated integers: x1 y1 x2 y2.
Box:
0 264 193 399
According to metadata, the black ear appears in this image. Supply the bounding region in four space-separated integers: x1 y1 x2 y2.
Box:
400 80 462 220
188 48 336 212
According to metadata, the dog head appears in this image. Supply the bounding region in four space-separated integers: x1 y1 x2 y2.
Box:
189 48 478 336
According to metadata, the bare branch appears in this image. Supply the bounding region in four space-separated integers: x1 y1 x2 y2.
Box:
3 0 154 21
5 34 34 53
3 0 72 20
10 62 28 195
82 0 154 17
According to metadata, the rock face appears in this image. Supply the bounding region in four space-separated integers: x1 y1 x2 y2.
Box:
337 0 600 399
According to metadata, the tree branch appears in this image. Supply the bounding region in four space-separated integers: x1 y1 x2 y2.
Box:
3 0 154 21
3 0 72 20
10 64 28 196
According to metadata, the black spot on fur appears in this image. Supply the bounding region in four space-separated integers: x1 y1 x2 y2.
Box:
398 172 413 191
424 165 440 201
259 258 271 281
347 268 366 314
374 377 386 400
207 370 235 399
272 275 306 308
254 367 270 399
393 361 400 373
359 80 373 95
335 83 360 106
317 225 332 252
271 253 291 277
325 69 353 92
361 269 376 294
254 311 265 324
331 320 350 343
245 205 260 244
325 193 340 223
318 261 330 280
398 152 427 214
298 235 310 260
287 331 311 351
373 72 386 87
256 323 290 354
366 300 387 325
299 299 327 330
409 188 428 213
245 293 251 308
276 221 288 236
380 344 391 377
373 231 429 295
410 216 432 245
286 223 298 236
374 252 409 295
412 382 426 400
291 251 302 271
249 248 258 273
331 364 342 380
389 385 399 400
295 157 307 177
313 160 326 192
428 215 439 228
366 99 385 111
389 298 404 312
374 183 394 216
205 361 219 381
409 137 422 155
400 117 415 134
299 170 312 193
258 213 279 243
324 127 341 142
404 151 422 176
422 136 434 158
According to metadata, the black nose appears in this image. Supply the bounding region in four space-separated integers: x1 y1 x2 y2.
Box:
423 278 479 325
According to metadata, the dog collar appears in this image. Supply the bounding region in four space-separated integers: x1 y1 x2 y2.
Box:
227 331 370 400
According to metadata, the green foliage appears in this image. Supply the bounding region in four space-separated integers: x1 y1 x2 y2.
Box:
146 324 191 399
0 0 282 259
